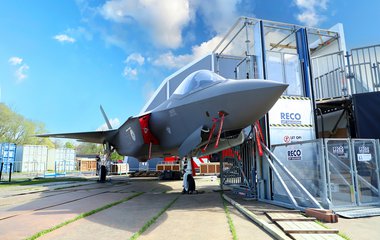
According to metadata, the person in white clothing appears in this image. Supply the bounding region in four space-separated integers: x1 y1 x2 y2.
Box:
182 169 190 194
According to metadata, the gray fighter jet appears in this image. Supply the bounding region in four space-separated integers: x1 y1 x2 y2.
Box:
39 70 287 162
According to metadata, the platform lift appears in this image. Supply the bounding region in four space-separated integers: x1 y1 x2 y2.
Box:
216 19 380 217
216 18 334 211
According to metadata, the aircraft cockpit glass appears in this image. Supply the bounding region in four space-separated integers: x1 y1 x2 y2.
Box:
173 70 226 95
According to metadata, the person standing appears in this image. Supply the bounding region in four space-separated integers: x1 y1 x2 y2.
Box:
182 169 189 194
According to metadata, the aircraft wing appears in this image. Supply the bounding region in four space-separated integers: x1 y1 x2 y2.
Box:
37 129 118 144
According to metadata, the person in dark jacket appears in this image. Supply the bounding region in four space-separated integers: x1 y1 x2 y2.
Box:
186 173 196 194
182 167 197 194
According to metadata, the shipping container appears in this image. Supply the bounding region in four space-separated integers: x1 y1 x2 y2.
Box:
15 145 48 172
47 148 76 171
0 143 16 173
47 149 55 171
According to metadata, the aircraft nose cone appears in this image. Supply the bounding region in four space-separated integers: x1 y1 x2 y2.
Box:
243 79 288 93
219 79 288 130
263 80 288 90
222 78 288 93
258 80 288 100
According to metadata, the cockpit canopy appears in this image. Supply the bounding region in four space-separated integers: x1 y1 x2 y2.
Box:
173 70 226 95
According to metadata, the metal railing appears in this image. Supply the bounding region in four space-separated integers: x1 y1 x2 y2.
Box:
312 45 380 100
350 45 380 94
311 51 347 99
221 139 256 197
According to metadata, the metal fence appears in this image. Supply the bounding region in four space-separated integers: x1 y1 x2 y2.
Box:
325 139 356 208
271 138 380 210
311 45 380 100
271 140 326 208
351 139 380 205
0 160 82 181
0 161 46 179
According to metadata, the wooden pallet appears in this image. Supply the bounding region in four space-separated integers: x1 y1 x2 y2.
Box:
266 212 316 222
264 211 344 240
291 234 345 240
276 221 338 234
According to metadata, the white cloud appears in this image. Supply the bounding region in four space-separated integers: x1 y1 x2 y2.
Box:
66 27 93 41
190 0 242 34
53 34 76 43
153 35 223 69
8 57 23 65
295 0 328 10
294 0 329 26
123 0 240 69
103 33 129 51
123 53 144 79
89 0 245 62
8 56 29 82
79 0 245 72
100 0 191 49
15 64 29 81
153 52 191 69
123 67 138 79
297 11 320 27
125 53 145 65
96 118 121 131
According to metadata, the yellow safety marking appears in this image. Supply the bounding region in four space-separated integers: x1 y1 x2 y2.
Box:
270 124 313 128
280 96 310 101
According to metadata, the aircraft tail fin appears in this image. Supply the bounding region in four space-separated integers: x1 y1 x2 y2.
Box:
100 105 112 130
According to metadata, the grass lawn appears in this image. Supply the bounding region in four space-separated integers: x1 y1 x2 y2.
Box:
0 177 88 188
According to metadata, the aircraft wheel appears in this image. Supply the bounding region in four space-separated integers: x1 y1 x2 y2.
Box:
99 165 107 182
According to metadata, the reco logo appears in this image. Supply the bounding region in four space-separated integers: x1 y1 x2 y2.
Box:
288 149 302 157
281 112 301 120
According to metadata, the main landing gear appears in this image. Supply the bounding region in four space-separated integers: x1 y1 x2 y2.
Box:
99 142 112 183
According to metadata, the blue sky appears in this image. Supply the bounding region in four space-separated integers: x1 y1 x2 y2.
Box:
0 0 379 134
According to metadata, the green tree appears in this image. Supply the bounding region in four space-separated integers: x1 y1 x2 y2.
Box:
110 151 123 162
65 141 75 149
0 103 54 147
76 142 103 155
75 142 123 162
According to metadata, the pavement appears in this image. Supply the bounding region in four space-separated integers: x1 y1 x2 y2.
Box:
325 215 380 240
0 175 379 239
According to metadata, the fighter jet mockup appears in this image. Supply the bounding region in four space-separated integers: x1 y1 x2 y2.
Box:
39 70 287 162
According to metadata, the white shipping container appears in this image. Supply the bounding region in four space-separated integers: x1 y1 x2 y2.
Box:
55 148 76 171
47 149 56 171
55 148 75 161
15 145 48 172
47 148 76 171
